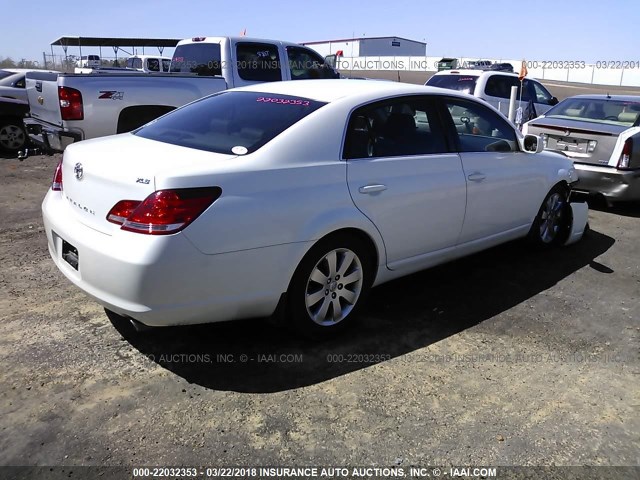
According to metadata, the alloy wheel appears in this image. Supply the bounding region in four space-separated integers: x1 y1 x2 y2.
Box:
305 248 363 326
539 192 566 244
0 124 26 151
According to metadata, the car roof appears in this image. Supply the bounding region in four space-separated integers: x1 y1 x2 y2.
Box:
433 69 519 77
128 55 171 60
232 79 472 104
1 68 59 74
176 36 305 48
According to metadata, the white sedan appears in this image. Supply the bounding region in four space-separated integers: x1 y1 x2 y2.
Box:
42 79 588 337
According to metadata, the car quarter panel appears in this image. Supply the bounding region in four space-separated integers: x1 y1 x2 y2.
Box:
42 190 308 326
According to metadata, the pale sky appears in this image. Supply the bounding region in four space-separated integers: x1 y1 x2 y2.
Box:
2 0 638 62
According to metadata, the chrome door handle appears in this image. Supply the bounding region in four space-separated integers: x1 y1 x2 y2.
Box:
359 184 387 194
467 173 486 182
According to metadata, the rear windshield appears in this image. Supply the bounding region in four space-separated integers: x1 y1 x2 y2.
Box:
170 43 222 76
426 75 478 95
545 98 640 126
134 91 326 154
0 70 14 82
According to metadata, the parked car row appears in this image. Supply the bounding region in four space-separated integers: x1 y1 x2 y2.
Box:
437 59 514 72
425 70 640 203
42 79 588 336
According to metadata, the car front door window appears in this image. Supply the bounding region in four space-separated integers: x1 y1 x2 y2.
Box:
286 46 336 80
444 97 518 153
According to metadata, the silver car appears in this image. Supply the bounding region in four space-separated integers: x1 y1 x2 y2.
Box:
524 95 640 204
0 68 59 103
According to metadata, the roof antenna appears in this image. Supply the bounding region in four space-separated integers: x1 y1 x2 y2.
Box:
606 92 611 99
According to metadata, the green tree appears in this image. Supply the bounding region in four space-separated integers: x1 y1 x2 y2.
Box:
0 57 17 68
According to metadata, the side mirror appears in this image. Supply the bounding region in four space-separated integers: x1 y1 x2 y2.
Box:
523 134 544 153
324 54 337 69
549 96 559 106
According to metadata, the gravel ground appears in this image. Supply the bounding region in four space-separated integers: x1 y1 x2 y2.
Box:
0 143 638 477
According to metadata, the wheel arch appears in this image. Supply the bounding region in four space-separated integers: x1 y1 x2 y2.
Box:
0 114 25 126
282 225 384 300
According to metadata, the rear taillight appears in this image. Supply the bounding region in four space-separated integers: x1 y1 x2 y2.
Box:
617 138 633 169
52 160 63 191
106 187 221 235
59 86 84 121
107 200 141 224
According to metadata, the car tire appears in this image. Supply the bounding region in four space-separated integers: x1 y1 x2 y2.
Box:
528 185 571 247
287 233 374 338
0 117 28 154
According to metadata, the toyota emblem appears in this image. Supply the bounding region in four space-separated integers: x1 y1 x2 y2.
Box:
74 163 84 180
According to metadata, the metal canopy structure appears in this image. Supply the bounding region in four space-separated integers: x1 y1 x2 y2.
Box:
50 36 182 62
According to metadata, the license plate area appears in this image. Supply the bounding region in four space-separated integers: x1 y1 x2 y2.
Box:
62 240 79 270
555 136 587 154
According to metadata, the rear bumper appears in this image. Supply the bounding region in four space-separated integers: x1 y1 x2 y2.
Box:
573 163 640 201
42 189 302 327
24 118 82 152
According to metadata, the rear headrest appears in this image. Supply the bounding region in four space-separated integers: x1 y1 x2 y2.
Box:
383 113 416 138
617 112 638 123
564 108 583 117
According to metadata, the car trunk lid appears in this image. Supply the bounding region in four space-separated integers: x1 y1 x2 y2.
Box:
526 117 626 166
59 134 236 235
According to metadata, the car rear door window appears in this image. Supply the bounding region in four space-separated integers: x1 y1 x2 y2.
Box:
236 42 282 81
442 97 518 152
485 75 534 102
344 96 449 159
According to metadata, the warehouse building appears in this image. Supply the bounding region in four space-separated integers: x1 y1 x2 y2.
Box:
302 36 426 57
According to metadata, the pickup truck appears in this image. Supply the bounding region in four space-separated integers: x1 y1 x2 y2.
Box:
24 36 338 152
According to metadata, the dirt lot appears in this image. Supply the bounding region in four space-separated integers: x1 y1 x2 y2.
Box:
0 147 639 476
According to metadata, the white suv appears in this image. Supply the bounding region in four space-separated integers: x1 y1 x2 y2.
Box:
426 69 559 118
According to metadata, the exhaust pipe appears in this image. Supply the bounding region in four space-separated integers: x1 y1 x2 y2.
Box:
128 318 153 332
